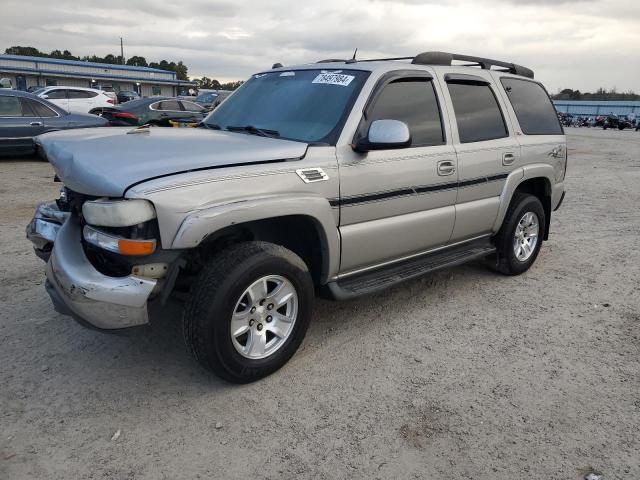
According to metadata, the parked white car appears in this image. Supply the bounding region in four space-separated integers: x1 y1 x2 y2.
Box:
36 86 114 114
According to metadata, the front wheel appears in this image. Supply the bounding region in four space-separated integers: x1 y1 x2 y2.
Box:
493 193 546 275
183 242 314 383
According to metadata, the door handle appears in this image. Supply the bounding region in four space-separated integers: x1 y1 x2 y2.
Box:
437 160 456 176
30 121 43 127
502 152 516 166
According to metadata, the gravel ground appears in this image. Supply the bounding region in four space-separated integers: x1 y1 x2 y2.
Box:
1 128 639 480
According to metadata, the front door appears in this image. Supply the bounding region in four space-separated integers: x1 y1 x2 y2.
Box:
0 95 41 154
336 71 458 273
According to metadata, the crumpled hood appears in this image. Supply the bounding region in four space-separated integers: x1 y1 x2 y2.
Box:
37 127 308 197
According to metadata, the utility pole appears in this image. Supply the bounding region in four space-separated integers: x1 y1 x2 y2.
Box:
120 37 124 65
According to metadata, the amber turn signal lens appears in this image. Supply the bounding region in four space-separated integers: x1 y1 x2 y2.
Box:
117 239 156 256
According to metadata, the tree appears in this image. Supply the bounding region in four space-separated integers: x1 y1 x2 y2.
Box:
220 81 244 90
126 55 148 67
5 46 44 57
174 61 188 81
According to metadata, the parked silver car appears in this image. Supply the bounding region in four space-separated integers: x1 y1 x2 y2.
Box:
27 51 566 383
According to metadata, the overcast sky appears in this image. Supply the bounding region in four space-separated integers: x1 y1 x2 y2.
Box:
1 0 638 92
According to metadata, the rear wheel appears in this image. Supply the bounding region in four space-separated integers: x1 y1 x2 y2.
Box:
183 241 314 383
493 193 545 275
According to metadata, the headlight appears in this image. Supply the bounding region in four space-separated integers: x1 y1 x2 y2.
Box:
83 226 156 256
82 199 156 227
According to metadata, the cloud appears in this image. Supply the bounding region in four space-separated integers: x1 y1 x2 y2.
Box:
0 0 637 92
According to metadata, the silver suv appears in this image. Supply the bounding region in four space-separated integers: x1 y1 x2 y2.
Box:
27 52 566 383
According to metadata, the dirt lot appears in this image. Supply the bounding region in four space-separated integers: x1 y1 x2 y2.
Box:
1 128 639 480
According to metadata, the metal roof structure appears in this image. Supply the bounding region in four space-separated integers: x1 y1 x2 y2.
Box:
553 100 640 117
0 54 196 86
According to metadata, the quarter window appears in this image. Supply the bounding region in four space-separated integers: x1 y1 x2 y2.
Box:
68 90 92 99
447 82 508 143
0 96 23 116
25 99 58 117
181 101 204 112
501 78 563 135
367 78 444 146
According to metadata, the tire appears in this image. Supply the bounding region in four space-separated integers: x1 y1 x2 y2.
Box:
183 241 314 383
493 193 546 275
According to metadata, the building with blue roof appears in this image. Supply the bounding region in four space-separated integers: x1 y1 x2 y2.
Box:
553 100 640 118
0 54 196 97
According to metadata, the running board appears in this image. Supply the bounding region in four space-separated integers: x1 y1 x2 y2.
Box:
327 239 495 300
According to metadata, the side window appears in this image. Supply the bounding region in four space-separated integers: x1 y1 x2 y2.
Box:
26 99 58 117
501 78 563 135
0 96 23 116
447 82 508 143
46 89 67 100
159 100 180 111
181 101 204 112
152 86 162 96
367 78 444 146
68 90 91 99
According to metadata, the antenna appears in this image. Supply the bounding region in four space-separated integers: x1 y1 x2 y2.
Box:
346 48 358 64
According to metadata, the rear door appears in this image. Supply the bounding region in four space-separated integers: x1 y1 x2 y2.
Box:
180 100 206 120
22 97 63 133
67 90 95 113
337 70 458 272
155 100 184 123
439 73 520 242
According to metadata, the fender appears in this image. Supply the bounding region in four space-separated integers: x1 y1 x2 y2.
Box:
171 194 341 282
492 164 555 232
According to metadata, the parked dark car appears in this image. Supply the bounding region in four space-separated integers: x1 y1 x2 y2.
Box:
0 90 108 156
116 90 140 104
191 90 233 110
90 97 206 127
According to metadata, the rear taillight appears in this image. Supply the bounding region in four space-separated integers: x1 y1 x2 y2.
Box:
113 112 137 120
106 99 115 104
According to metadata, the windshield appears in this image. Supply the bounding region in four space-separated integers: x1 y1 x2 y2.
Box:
204 69 369 144
196 92 217 103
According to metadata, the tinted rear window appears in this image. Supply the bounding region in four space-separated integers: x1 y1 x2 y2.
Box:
46 90 67 100
501 78 563 135
447 82 508 143
26 99 58 117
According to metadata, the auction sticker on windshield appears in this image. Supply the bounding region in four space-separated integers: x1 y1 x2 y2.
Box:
312 73 355 86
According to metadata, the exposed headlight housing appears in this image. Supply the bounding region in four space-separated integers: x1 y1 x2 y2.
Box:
82 199 156 227
83 226 156 256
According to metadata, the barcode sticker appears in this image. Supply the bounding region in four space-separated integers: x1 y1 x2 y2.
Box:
312 73 355 87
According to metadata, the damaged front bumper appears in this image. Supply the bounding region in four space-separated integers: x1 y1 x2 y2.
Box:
27 202 157 329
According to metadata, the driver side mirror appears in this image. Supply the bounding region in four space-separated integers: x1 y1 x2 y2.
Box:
41 94 49 99
354 119 411 152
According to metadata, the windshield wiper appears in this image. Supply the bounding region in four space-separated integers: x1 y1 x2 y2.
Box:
226 125 280 138
201 122 221 130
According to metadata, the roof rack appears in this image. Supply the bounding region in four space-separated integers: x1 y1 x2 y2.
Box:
313 51 534 79
411 51 534 79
